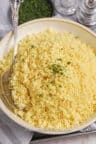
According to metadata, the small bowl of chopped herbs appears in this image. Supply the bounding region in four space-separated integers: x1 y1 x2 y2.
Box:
19 0 53 24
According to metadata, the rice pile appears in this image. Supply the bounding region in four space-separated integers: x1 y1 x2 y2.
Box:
1 29 96 130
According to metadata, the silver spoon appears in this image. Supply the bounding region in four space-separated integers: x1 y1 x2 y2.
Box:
10 0 24 57
0 0 23 110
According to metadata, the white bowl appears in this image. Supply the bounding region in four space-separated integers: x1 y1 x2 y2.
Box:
0 18 96 135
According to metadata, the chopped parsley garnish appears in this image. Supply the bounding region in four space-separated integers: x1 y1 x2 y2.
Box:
57 58 62 61
50 80 55 85
38 93 43 97
51 64 64 75
67 61 71 65
31 45 35 48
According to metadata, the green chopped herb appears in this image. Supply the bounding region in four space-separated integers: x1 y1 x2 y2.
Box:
51 64 64 75
31 45 35 48
57 58 62 61
19 0 53 24
38 93 43 97
46 84 49 88
67 61 71 65
59 84 62 87
50 80 55 85
21 57 25 62
60 71 63 75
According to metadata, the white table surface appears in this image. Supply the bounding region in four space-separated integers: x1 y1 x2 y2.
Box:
0 0 96 144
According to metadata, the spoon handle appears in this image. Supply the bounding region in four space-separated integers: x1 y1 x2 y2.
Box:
10 0 23 57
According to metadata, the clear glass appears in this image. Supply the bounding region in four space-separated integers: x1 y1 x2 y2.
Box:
54 0 78 16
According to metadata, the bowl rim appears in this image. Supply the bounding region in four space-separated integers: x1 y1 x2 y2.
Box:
0 17 96 135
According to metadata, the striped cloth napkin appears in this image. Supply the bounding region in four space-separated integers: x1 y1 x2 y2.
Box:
0 0 33 144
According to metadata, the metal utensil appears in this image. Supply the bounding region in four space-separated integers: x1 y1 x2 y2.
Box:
10 0 24 57
0 0 22 110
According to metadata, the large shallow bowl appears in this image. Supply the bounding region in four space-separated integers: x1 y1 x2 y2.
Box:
0 18 96 135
